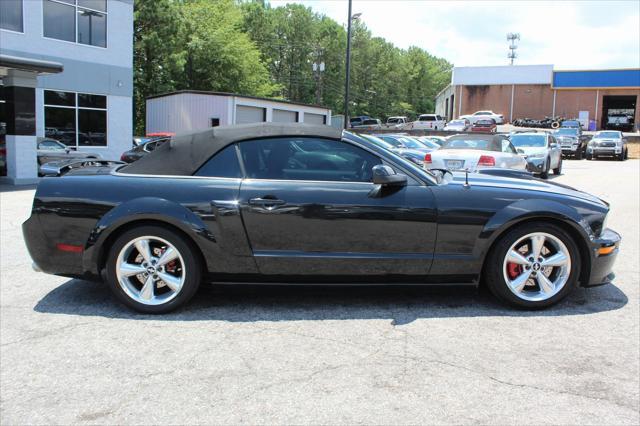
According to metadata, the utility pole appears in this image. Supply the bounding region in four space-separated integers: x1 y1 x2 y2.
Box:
507 33 520 65
313 48 325 105
344 0 361 129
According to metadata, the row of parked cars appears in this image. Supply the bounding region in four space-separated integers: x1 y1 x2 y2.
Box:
355 125 629 180
351 110 507 133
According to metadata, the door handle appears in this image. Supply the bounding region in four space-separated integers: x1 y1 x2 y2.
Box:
249 197 286 207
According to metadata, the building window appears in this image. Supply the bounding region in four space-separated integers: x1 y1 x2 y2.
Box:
44 90 107 147
0 0 23 32
43 0 107 47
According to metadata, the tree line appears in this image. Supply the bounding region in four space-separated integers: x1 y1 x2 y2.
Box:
134 0 452 134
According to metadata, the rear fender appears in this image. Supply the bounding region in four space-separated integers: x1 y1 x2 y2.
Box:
82 197 214 275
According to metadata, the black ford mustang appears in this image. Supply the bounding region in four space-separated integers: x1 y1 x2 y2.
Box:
23 123 620 313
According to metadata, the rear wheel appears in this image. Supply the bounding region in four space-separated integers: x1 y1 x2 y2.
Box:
106 226 201 314
485 222 581 309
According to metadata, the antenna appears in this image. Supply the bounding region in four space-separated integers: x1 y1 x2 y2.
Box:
507 33 520 65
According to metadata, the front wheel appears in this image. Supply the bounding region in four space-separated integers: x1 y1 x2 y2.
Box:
106 226 202 314
553 158 562 175
539 159 549 179
485 222 581 309
575 148 583 160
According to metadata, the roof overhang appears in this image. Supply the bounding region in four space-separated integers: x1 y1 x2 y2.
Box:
0 54 64 76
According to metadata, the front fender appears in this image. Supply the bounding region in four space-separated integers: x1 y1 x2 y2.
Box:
476 198 593 260
82 197 213 275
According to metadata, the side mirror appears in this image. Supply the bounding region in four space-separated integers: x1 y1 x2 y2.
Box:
372 164 407 186
516 148 525 154
550 143 558 148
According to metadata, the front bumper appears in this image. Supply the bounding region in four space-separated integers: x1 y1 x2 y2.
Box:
525 157 546 173
587 146 622 157
584 228 621 287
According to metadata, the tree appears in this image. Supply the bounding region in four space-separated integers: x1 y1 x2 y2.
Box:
133 0 186 134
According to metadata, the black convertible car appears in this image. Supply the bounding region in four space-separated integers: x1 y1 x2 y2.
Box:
23 123 620 313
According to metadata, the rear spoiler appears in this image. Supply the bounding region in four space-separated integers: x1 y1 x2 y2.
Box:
39 159 125 177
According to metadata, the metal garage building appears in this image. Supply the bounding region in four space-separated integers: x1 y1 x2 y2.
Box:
146 91 332 134
435 65 640 131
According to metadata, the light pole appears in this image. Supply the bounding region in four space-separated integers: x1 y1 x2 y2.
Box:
343 1 361 129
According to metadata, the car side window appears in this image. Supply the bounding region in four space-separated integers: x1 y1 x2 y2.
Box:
195 144 243 178
238 137 382 182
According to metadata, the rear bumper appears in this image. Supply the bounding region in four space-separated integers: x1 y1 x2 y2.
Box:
583 228 621 287
23 214 85 277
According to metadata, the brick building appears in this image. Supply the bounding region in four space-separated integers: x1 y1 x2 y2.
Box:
435 65 640 131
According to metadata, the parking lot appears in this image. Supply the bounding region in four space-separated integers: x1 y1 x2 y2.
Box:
1 159 638 424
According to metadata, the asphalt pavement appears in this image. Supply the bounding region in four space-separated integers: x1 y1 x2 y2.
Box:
1 159 638 424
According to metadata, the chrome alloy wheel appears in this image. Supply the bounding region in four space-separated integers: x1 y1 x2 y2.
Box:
502 232 572 302
115 236 186 306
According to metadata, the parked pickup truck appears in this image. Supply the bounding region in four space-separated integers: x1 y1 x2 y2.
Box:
410 114 446 130
384 116 410 130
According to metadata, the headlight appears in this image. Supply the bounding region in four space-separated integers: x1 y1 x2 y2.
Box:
601 214 608 234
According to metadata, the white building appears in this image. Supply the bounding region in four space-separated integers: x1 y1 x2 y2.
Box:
1 0 133 184
146 91 332 135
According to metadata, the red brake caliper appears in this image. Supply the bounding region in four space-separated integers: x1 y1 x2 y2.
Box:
507 262 522 280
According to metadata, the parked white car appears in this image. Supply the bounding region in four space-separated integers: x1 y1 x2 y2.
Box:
424 134 527 172
410 114 446 130
459 110 505 125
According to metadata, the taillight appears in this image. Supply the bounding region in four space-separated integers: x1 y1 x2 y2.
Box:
478 155 495 166
424 153 432 164
120 153 127 161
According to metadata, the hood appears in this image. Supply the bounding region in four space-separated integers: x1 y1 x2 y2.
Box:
449 171 606 205
516 147 547 156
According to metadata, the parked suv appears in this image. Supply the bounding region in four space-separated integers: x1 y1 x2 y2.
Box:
554 127 586 159
411 114 446 130
510 132 563 178
587 130 628 161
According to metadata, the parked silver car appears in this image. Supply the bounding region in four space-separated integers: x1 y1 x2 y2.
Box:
586 130 628 161
37 138 102 169
510 132 563 178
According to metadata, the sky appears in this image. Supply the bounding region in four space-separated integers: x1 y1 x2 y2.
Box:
271 0 640 70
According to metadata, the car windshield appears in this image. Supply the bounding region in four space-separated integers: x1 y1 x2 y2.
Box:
596 131 620 138
510 134 546 147
555 128 578 136
396 137 424 149
416 138 440 149
362 119 378 125
419 115 435 121
359 134 395 149
561 121 580 127
442 138 496 151
387 117 403 124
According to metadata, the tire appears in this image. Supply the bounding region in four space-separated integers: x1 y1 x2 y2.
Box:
484 222 581 309
553 158 562 175
539 159 549 179
575 148 583 160
617 152 624 161
624 149 629 160
105 225 202 314
586 153 593 161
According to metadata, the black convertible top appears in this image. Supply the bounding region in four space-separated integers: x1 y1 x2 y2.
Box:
120 122 343 176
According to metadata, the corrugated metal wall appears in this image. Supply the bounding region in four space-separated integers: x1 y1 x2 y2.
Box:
146 93 229 134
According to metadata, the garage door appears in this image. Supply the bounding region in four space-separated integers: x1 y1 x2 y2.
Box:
272 109 298 123
304 113 326 125
236 105 266 124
